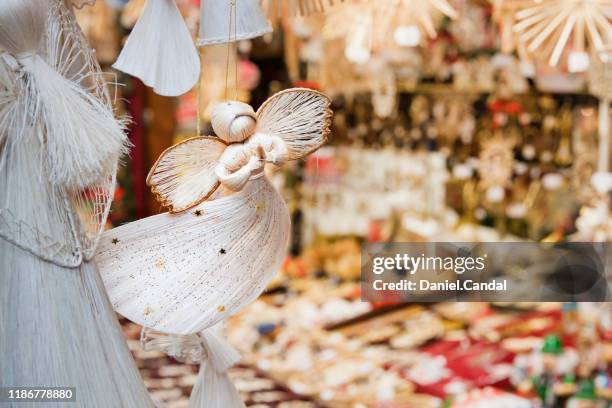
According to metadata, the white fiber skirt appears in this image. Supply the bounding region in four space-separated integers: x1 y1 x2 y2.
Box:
0 240 155 408
96 176 290 335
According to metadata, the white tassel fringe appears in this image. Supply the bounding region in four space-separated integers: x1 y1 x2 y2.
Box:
0 0 129 190
21 54 128 189
189 326 245 408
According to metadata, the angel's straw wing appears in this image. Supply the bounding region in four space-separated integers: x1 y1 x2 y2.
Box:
147 136 226 213
256 88 332 160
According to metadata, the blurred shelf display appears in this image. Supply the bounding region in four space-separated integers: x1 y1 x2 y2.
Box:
122 281 612 407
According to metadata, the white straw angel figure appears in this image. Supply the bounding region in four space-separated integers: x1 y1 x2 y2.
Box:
96 88 330 408
95 88 332 336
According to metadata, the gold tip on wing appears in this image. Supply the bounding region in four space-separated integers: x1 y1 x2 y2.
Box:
147 136 226 213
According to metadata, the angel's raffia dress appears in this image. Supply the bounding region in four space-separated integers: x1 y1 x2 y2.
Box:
94 90 331 408
0 2 153 406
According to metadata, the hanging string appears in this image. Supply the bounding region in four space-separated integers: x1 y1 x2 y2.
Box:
233 0 238 101
196 47 202 137
224 0 237 100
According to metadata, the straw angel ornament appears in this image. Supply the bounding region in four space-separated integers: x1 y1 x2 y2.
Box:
97 88 331 332
96 88 331 406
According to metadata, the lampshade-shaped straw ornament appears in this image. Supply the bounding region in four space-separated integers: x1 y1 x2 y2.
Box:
197 0 273 46
513 0 612 67
96 88 332 407
113 0 200 96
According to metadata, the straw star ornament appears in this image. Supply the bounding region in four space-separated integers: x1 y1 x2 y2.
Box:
322 0 457 64
513 0 612 67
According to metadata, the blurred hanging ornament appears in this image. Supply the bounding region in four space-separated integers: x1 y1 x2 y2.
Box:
542 172 565 190
344 32 372 64
492 54 530 94
571 149 598 200
592 170 612 193
323 2 394 64
588 45 612 175
478 134 515 198
393 0 458 40
448 1 488 52
114 0 200 96
369 58 396 118
319 39 369 97
300 37 324 64
394 25 421 47
513 0 612 67
589 46 612 100
198 0 272 46
568 50 590 72
490 0 533 53
0 2 156 405
573 200 612 241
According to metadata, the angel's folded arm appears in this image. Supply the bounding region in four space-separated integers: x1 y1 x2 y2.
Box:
267 135 289 164
248 133 288 165
214 157 259 192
